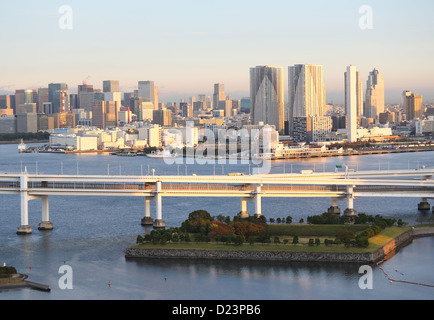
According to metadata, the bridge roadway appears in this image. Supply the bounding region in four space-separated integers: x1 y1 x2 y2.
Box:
0 169 433 234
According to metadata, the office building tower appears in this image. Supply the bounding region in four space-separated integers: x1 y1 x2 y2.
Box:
213 83 226 110
53 112 76 129
17 113 38 133
153 108 172 126
288 64 326 135
78 84 95 112
48 83 70 113
250 65 285 133
103 80 120 93
138 81 158 110
38 88 49 114
92 101 119 129
364 68 385 120
0 95 14 110
345 65 359 142
218 100 233 118
24 90 37 104
403 91 423 121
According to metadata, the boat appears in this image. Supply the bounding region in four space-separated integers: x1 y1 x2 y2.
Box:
18 139 26 153
146 149 176 159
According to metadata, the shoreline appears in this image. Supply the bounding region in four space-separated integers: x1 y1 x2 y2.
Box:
0 273 51 292
125 227 434 265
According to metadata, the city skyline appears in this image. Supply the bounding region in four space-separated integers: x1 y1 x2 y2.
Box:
1 0 433 103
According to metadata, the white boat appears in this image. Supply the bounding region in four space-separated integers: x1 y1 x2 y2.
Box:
146 149 176 159
18 139 26 153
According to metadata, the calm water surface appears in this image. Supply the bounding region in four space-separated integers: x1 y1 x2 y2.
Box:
0 143 433 300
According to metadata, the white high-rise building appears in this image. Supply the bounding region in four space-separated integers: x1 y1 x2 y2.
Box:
364 68 385 120
288 64 326 134
345 65 360 142
250 65 284 133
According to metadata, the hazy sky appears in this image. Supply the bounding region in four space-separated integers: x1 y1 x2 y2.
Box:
1 0 433 104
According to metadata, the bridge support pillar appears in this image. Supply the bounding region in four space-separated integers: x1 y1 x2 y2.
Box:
238 198 250 219
153 181 165 229
328 198 341 215
344 186 357 217
418 198 431 211
17 173 31 235
38 196 53 231
141 197 153 226
254 185 262 218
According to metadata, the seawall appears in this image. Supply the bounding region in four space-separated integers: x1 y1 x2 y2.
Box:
125 227 434 264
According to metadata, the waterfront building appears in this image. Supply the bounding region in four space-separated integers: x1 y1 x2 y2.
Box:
364 68 385 120
53 112 76 129
250 65 285 133
37 114 55 131
0 115 17 133
288 64 326 135
17 113 38 133
403 91 423 121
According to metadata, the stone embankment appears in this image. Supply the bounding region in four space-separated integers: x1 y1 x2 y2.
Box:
125 227 434 264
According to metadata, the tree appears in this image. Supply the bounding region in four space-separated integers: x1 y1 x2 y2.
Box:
285 216 293 224
335 229 356 244
292 235 299 244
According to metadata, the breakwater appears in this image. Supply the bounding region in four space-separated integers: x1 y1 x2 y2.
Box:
125 228 434 264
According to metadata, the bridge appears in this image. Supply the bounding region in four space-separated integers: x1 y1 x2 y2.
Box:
0 169 433 234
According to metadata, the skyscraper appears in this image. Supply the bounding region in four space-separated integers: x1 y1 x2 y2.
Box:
103 80 120 93
213 83 225 110
403 91 423 121
288 64 326 134
250 65 284 133
364 68 385 120
48 83 69 113
138 81 158 110
345 65 361 142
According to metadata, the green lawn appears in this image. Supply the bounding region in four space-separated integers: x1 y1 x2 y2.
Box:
132 226 412 254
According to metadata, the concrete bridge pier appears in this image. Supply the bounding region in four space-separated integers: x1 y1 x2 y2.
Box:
38 196 53 231
328 198 341 215
153 181 166 229
141 197 153 226
238 198 250 219
344 186 357 216
254 185 262 218
418 198 431 211
17 186 32 235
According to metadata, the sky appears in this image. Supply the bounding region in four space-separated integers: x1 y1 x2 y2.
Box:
0 0 433 104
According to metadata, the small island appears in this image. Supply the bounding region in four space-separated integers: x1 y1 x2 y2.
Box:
126 210 434 264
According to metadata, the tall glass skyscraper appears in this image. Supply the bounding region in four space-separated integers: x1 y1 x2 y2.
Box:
250 65 284 133
364 68 385 120
48 83 69 114
287 64 326 133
